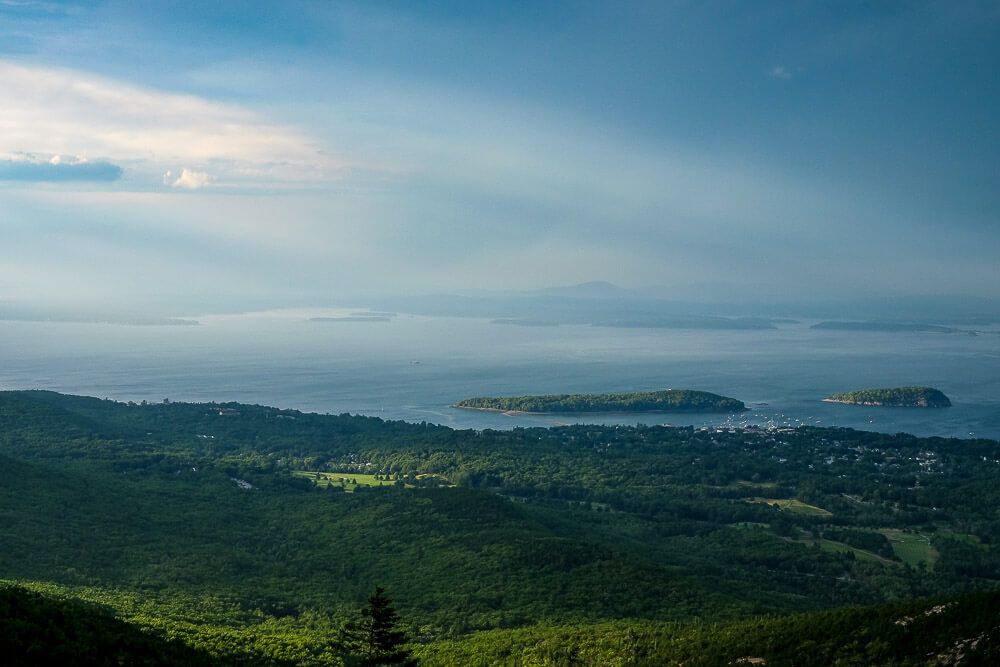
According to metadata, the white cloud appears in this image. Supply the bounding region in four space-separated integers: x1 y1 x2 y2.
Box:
0 61 346 189
164 168 214 190
0 151 121 181
769 65 792 79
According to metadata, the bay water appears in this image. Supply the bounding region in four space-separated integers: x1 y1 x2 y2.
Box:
1 309 997 440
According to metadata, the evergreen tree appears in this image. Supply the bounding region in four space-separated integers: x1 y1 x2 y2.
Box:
344 587 416 666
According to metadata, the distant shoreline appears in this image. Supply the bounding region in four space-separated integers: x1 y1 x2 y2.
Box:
821 398 950 408
822 398 883 406
451 405 534 416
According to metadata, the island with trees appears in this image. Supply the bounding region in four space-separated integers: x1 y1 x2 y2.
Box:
454 389 746 414
823 386 952 408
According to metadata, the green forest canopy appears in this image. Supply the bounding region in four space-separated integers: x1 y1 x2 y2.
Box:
824 386 952 407
454 389 746 413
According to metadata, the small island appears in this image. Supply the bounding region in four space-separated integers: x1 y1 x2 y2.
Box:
823 386 952 408
454 389 746 414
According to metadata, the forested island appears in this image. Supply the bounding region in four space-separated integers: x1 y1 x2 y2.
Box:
2 390 999 664
454 389 746 413
824 386 952 408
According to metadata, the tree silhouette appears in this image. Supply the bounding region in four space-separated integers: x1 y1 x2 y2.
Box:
344 587 416 666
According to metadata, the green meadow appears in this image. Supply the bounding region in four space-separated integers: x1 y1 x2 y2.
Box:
293 471 400 491
879 529 939 569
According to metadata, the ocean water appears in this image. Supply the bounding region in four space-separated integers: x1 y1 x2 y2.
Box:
1 309 998 440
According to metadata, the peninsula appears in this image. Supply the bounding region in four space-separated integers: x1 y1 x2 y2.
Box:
454 389 746 414
823 386 952 408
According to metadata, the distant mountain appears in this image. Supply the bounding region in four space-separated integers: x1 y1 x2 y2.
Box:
361 285 783 330
7 284 998 326
534 281 635 299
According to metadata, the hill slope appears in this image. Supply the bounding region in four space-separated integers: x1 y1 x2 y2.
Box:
0 585 219 666
417 591 1000 666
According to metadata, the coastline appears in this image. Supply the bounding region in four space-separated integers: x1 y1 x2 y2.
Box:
821 398 947 408
451 405 534 416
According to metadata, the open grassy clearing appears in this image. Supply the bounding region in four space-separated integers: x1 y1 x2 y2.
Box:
293 471 402 492
292 471 453 492
745 497 833 517
879 529 939 568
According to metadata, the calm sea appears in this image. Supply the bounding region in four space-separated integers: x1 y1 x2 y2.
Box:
1 309 998 440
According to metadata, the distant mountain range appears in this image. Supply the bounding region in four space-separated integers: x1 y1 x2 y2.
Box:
3 283 998 328
357 282 1000 330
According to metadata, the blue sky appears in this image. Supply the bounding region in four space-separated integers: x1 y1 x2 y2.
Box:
0 1 997 312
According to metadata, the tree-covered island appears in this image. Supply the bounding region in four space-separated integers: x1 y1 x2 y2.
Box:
823 386 952 408
454 389 746 414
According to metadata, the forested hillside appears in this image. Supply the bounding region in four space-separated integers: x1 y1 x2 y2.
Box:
2 390 1000 663
417 591 1000 665
4 583 998 665
0 585 218 666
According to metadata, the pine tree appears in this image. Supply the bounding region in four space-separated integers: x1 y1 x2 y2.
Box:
344 587 417 666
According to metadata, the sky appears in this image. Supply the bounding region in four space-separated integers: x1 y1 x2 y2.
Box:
0 0 998 314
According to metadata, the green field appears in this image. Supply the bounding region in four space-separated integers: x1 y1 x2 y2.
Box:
293 471 401 491
293 471 452 492
879 529 939 568
745 497 833 517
